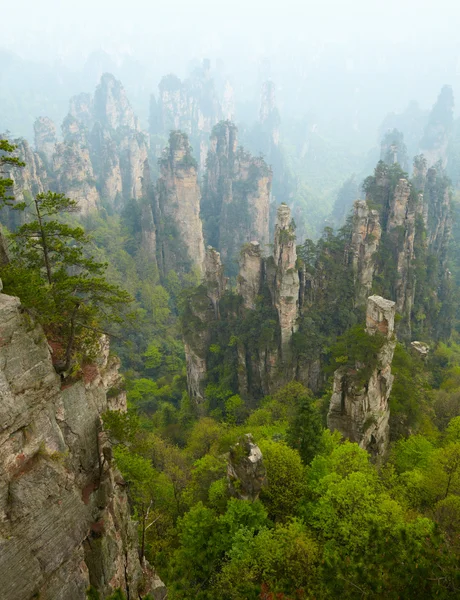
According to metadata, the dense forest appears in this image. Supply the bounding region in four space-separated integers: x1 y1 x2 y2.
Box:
2 54 460 600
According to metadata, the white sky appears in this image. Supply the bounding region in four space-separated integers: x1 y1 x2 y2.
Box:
3 0 459 65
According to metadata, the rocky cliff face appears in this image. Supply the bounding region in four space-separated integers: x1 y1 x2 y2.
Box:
94 73 139 132
0 290 165 600
269 204 300 357
386 178 418 336
204 246 227 317
152 64 225 170
328 295 396 457
424 166 452 263
34 117 57 164
419 85 454 168
156 132 205 275
182 249 226 405
350 200 381 308
202 121 272 274
238 241 263 310
53 142 100 215
29 73 150 213
1 137 46 229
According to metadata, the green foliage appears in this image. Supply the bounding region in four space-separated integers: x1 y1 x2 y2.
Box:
328 323 386 385
286 386 323 465
259 440 306 521
0 139 25 206
2 191 130 372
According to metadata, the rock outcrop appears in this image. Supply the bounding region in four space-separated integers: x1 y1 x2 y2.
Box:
419 85 454 168
183 247 227 405
151 62 225 169
227 434 267 501
269 204 299 357
156 132 205 274
204 246 227 317
202 121 272 274
0 291 165 599
1 137 46 229
94 73 139 132
350 200 381 308
34 117 57 164
238 241 263 310
53 142 100 215
328 295 396 457
386 178 418 335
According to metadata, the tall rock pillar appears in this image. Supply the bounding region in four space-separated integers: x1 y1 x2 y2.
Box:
328 295 396 457
270 204 299 358
350 200 381 308
156 132 205 274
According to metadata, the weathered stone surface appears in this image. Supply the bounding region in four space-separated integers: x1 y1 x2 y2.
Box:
202 121 272 272
411 340 430 358
53 142 100 214
238 241 263 310
271 204 299 357
425 166 452 263
204 246 227 316
0 292 165 599
328 295 396 457
1 137 46 229
350 200 381 307
386 178 418 337
140 202 158 264
227 434 267 501
94 73 139 131
34 116 57 163
183 287 216 405
156 132 205 274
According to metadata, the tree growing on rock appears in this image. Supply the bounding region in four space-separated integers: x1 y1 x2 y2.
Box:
1 190 131 374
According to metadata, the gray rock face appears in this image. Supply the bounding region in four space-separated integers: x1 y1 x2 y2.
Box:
34 116 57 163
183 248 228 405
227 434 267 501
238 241 263 310
53 142 100 215
386 178 418 337
271 204 299 358
204 246 227 316
0 292 165 599
203 121 272 272
328 295 396 457
2 138 46 229
350 200 381 308
94 73 139 131
156 132 205 274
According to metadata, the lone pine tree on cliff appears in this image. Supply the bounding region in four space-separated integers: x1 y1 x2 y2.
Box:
0 141 131 375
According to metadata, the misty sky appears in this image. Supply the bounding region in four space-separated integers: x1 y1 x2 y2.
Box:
4 0 460 66
3 0 460 148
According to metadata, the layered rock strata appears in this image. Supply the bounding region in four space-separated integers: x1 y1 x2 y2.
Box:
327 295 396 457
0 290 165 599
